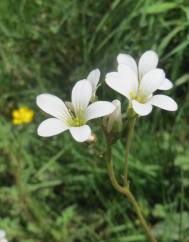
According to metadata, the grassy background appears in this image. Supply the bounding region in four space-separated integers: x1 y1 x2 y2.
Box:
0 0 189 241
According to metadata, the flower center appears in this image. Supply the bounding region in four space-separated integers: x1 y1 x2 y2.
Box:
135 95 147 103
65 105 86 127
69 117 86 127
130 91 148 104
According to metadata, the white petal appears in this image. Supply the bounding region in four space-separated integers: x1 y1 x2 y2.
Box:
117 53 137 74
107 99 122 132
138 50 159 78
85 101 115 121
36 94 71 121
105 70 138 100
106 72 129 98
1 239 8 242
37 118 69 137
70 125 91 142
112 99 121 112
0 231 5 238
65 101 74 111
71 80 92 115
139 68 165 97
158 78 173 90
110 100 122 121
87 69 100 91
118 64 138 94
132 100 153 116
150 95 178 111
118 64 138 93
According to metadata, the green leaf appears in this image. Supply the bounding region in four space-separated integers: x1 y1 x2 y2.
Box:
174 152 189 171
175 74 189 86
158 26 184 53
146 3 178 14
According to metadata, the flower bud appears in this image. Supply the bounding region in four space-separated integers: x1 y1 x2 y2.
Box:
87 69 100 102
86 133 97 143
103 99 122 133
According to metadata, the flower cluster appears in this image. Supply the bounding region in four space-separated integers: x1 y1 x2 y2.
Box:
12 106 34 125
37 70 115 142
37 50 177 141
106 50 177 116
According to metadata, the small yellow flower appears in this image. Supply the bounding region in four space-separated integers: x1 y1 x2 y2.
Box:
12 106 34 125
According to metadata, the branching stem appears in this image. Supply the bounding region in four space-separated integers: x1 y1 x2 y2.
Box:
106 140 157 242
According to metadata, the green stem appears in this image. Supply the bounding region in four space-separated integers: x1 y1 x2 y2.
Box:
123 117 136 186
106 141 157 242
10 150 33 220
179 169 184 241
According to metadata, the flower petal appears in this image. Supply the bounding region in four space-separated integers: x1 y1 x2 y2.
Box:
85 101 115 121
138 50 159 78
107 99 122 132
158 78 173 90
0 231 5 238
65 101 74 111
70 125 91 142
150 95 178 111
132 100 153 116
87 69 100 91
139 68 165 97
2 239 8 242
37 118 69 137
36 94 71 121
117 53 137 74
118 64 138 92
106 69 138 100
71 80 92 115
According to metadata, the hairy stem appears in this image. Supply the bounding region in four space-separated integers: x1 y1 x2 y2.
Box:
10 150 33 220
106 141 157 242
123 117 136 186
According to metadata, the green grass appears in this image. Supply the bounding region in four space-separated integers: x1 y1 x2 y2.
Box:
0 0 189 241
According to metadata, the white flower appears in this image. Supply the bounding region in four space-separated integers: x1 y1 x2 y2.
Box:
103 99 122 133
0 230 8 242
105 50 178 116
86 69 100 100
37 80 115 142
117 51 173 91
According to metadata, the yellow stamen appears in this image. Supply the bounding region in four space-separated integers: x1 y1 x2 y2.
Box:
69 117 85 127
